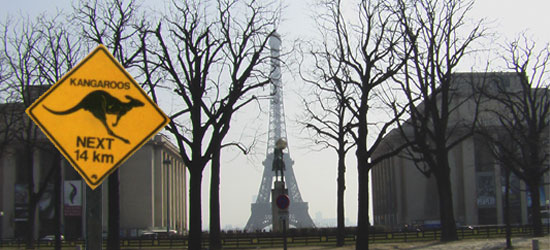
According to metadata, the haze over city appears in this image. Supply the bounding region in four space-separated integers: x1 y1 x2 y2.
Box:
1 0 549 232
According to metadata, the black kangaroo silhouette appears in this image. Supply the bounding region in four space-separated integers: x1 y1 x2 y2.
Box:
43 90 144 144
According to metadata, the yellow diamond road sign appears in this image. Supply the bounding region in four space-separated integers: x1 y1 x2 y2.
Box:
26 45 170 189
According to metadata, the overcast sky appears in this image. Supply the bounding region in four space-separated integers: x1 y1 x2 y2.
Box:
1 0 549 230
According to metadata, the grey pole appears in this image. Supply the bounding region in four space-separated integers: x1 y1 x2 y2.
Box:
283 218 287 250
85 185 102 250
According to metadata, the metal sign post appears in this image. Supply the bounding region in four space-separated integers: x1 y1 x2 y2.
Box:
276 193 290 250
279 210 289 250
282 215 288 250
85 185 102 250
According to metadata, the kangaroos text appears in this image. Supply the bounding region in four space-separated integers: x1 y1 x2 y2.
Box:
70 78 130 90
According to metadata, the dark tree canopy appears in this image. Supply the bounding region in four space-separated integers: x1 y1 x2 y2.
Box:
144 0 279 248
477 34 550 236
393 0 486 241
302 0 409 248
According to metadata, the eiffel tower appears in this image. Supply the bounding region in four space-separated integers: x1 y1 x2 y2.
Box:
244 32 315 231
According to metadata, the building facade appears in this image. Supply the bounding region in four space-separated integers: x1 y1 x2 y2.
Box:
372 72 550 229
116 134 187 237
0 98 186 239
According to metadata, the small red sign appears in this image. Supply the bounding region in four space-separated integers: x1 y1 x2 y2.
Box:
276 194 290 210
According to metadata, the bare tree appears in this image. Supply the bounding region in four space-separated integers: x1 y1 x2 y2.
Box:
298 78 354 246
304 1 409 249
477 35 550 237
145 0 278 248
34 13 82 250
1 11 84 248
299 37 356 246
73 0 146 248
0 54 17 157
0 60 20 199
35 15 82 87
1 16 48 248
393 0 485 241
0 9 85 248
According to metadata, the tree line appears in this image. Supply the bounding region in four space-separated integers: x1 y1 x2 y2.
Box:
299 1 549 250
0 1 548 250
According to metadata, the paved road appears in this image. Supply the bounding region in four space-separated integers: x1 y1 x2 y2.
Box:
261 236 550 250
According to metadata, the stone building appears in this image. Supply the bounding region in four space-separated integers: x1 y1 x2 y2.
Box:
371 72 550 229
0 95 186 240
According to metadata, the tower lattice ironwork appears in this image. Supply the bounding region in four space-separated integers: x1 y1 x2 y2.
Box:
244 32 315 231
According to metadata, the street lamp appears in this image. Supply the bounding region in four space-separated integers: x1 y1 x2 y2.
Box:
163 158 171 234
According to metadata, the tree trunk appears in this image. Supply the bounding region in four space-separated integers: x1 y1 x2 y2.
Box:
188 168 203 250
337 153 346 247
434 162 458 242
26 146 36 249
527 182 543 236
356 165 370 250
504 167 511 249
108 170 120 250
210 147 222 250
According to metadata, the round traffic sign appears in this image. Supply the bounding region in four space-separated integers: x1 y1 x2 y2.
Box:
276 194 290 210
